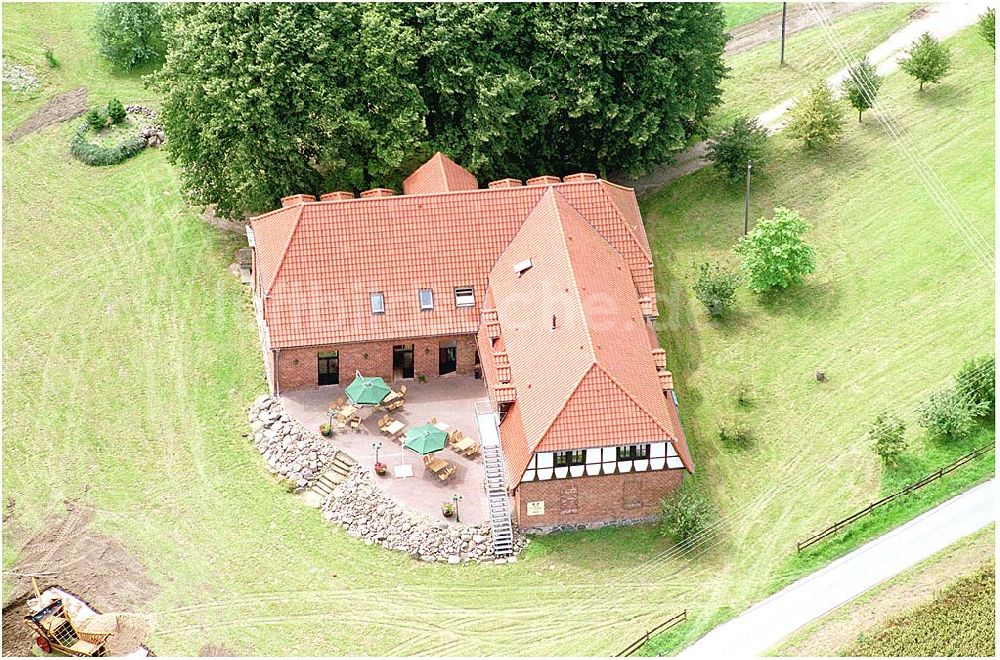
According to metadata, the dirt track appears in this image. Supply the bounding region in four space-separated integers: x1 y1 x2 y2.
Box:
4 86 88 143
1 501 159 656
726 2 880 56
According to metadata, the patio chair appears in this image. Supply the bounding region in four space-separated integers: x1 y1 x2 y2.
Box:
422 455 434 469
448 430 464 446
429 416 438 425
350 416 362 431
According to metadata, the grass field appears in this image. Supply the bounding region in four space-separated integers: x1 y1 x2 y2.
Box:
2 4 993 657
709 3 919 132
722 2 782 31
770 524 995 656
848 561 995 656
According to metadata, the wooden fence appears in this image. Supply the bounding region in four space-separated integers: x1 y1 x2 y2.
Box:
616 610 687 657
796 443 994 553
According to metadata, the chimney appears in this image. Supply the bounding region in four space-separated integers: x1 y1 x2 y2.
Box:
360 188 395 199
526 175 561 187
280 194 317 208
320 191 354 201
488 178 523 189
563 173 598 183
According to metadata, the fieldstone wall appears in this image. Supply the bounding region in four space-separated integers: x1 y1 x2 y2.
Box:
248 395 338 488
248 394 527 563
321 469 526 564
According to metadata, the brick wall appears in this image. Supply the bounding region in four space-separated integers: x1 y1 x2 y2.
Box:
275 334 479 392
514 469 683 529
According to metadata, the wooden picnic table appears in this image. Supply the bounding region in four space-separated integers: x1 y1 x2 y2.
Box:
425 457 449 474
337 404 358 419
454 437 475 452
384 420 405 439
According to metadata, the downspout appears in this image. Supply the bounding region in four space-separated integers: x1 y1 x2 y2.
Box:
273 348 281 397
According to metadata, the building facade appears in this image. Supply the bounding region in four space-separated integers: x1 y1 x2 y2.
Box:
247 152 693 530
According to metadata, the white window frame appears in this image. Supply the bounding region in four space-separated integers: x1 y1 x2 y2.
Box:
419 288 434 311
370 292 385 315
454 286 475 308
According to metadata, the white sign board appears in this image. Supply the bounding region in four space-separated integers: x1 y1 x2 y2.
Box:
526 501 545 516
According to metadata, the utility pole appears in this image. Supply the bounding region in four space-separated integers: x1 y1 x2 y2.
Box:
744 160 752 236
780 2 788 66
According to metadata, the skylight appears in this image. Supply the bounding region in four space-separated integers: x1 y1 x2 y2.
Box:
370 292 385 314
419 288 434 311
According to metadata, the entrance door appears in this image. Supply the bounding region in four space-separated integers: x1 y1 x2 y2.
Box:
392 344 414 380
438 340 457 375
318 351 339 386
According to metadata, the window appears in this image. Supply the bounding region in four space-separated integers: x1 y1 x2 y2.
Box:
369 292 385 314
317 351 339 386
554 450 587 467
513 258 533 277
418 288 434 311
454 286 475 308
617 444 650 461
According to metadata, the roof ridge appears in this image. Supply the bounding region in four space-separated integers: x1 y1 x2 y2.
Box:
263 204 305 298
435 152 450 191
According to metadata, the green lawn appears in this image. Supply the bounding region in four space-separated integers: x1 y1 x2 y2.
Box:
2 4 993 657
723 2 782 31
640 25 994 653
710 4 919 133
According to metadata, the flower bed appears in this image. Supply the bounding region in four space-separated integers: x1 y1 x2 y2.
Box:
70 105 164 167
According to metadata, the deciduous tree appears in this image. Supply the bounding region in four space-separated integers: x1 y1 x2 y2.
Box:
900 32 952 91
786 82 844 149
735 207 816 293
843 57 882 122
869 412 906 465
980 8 995 49
93 2 165 72
706 116 770 182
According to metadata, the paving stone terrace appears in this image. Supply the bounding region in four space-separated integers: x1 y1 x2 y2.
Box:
281 375 498 525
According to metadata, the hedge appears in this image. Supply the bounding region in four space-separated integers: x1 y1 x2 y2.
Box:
69 121 145 166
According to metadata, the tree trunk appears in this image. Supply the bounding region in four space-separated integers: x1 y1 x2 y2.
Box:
919 81 924 91
858 109 862 122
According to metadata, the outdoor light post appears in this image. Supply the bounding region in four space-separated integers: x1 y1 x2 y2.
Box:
780 2 788 66
452 494 463 524
371 440 382 466
744 160 752 236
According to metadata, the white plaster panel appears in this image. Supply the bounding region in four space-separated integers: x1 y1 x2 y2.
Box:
602 447 616 462
537 467 554 480
536 452 553 469
618 460 634 473
522 469 536 482
634 459 649 472
586 463 601 476
650 457 666 470
586 448 602 464
650 442 666 458
554 466 569 479
666 457 684 469
570 464 585 478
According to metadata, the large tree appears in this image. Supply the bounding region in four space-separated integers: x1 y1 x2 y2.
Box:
900 32 952 91
93 2 165 72
155 3 727 216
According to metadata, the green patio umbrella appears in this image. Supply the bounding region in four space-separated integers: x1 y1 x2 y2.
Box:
345 371 391 406
403 424 448 455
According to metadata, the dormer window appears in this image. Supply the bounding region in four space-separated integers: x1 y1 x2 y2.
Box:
370 292 385 314
419 288 434 311
455 286 475 308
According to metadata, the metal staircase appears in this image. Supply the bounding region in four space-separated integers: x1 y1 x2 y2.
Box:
476 400 514 557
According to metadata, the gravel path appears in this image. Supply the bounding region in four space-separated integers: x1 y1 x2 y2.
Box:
622 1 991 196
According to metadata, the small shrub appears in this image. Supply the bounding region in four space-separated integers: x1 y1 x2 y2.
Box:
868 411 906 465
374 461 388 476
955 355 995 418
718 416 754 450
43 47 59 69
786 82 844 149
107 98 127 125
916 386 975 440
70 121 145 166
693 262 740 318
736 207 816 293
660 488 717 546
319 422 332 437
980 8 995 49
706 115 770 183
441 502 455 518
900 32 951 91
85 107 107 131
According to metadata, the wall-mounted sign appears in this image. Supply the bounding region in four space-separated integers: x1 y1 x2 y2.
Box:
526 501 545 516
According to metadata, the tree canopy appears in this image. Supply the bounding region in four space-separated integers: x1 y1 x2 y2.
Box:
900 32 952 91
786 82 844 149
93 2 165 72
154 2 728 217
706 115 770 182
843 57 882 122
736 207 816 293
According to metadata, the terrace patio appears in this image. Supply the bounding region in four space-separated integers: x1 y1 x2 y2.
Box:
281 374 495 524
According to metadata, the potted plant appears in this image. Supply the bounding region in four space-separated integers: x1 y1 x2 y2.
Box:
319 422 332 437
374 461 388 476
441 502 455 518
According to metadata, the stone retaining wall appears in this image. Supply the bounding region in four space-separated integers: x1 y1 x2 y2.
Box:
247 394 526 563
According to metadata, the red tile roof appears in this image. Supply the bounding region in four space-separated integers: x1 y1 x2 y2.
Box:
402 152 479 195
482 189 692 481
250 169 657 350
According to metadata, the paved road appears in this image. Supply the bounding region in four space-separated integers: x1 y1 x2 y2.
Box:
678 479 997 658
624 1 992 195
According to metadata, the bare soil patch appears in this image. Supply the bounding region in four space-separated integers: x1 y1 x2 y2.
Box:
200 644 238 656
1 501 159 656
5 86 89 143
201 206 247 234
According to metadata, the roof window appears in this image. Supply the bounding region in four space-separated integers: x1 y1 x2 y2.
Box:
419 288 434 311
370 292 385 315
455 287 475 308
